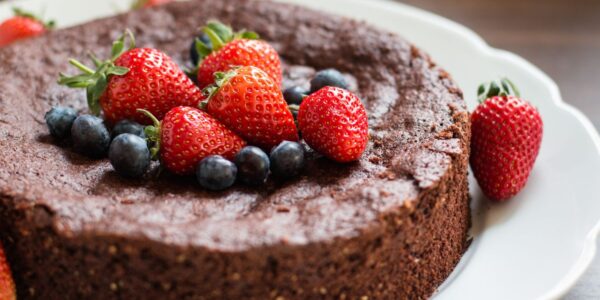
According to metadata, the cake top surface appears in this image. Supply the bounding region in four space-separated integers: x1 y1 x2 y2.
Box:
0 0 466 251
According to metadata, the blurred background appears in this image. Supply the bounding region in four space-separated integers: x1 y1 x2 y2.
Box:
401 0 600 131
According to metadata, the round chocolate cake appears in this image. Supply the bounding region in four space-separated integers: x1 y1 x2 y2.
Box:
0 0 471 299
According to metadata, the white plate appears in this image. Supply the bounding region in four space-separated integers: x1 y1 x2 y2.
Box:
2 0 600 299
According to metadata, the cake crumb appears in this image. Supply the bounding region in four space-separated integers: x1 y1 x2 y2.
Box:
319 287 328 295
231 273 241 281
110 283 118 291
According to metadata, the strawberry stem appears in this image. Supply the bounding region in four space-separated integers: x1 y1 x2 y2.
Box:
137 109 162 160
69 59 95 75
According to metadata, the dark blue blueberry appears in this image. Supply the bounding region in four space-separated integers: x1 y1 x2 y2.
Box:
235 146 270 185
44 106 77 139
270 141 305 179
309 68 349 93
190 33 212 66
109 134 151 178
111 119 145 140
71 115 110 158
196 155 238 191
283 86 308 105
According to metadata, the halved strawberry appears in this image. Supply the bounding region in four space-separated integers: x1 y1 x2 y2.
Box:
203 66 298 150
194 21 282 88
139 107 246 175
59 31 204 125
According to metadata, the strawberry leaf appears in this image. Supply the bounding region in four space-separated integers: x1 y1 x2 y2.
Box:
477 78 521 103
58 30 134 116
196 21 260 63
137 109 162 160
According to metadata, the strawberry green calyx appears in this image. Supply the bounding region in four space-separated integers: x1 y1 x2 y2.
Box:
195 21 259 65
137 109 161 159
201 69 239 104
477 77 521 103
131 0 149 9
12 7 55 29
58 30 135 116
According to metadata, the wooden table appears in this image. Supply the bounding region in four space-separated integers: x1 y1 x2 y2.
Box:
396 0 600 298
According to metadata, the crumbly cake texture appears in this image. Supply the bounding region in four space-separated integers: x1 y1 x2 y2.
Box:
0 0 471 299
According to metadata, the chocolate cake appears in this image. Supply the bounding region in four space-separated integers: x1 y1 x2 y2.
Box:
0 0 471 299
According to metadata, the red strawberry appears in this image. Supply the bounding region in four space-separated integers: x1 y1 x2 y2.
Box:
298 86 368 163
195 21 281 89
0 242 16 300
59 31 204 125
139 107 246 175
470 79 543 201
132 0 173 9
0 8 54 47
204 66 298 150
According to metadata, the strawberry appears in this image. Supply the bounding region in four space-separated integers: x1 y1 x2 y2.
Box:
297 86 368 163
59 31 204 125
194 21 282 89
0 8 54 47
0 242 16 300
471 78 543 201
139 107 246 175
204 66 298 150
132 0 173 9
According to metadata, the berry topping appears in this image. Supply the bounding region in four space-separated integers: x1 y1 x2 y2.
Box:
235 146 270 186
309 68 349 94
44 106 77 139
196 155 238 191
270 141 305 179
0 242 15 300
298 86 368 163
71 115 111 158
283 86 307 105
111 119 146 140
139 107 246 175
471 78 543 201
204 66 298 150
0 8 54 47
109 133 151 178
59 31 204 125
195 21 281 88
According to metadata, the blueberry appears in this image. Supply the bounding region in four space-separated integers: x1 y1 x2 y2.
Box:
109 134 151 178
111 119 145 140
235 146 270 185
190 33 212 66
71 115 110 158
310 68 349 93
196 155 238 191
283 86 307 105
270 141 305 179
44 106 77 139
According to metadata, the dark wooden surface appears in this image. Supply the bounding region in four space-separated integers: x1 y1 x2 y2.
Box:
396 0 600 298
